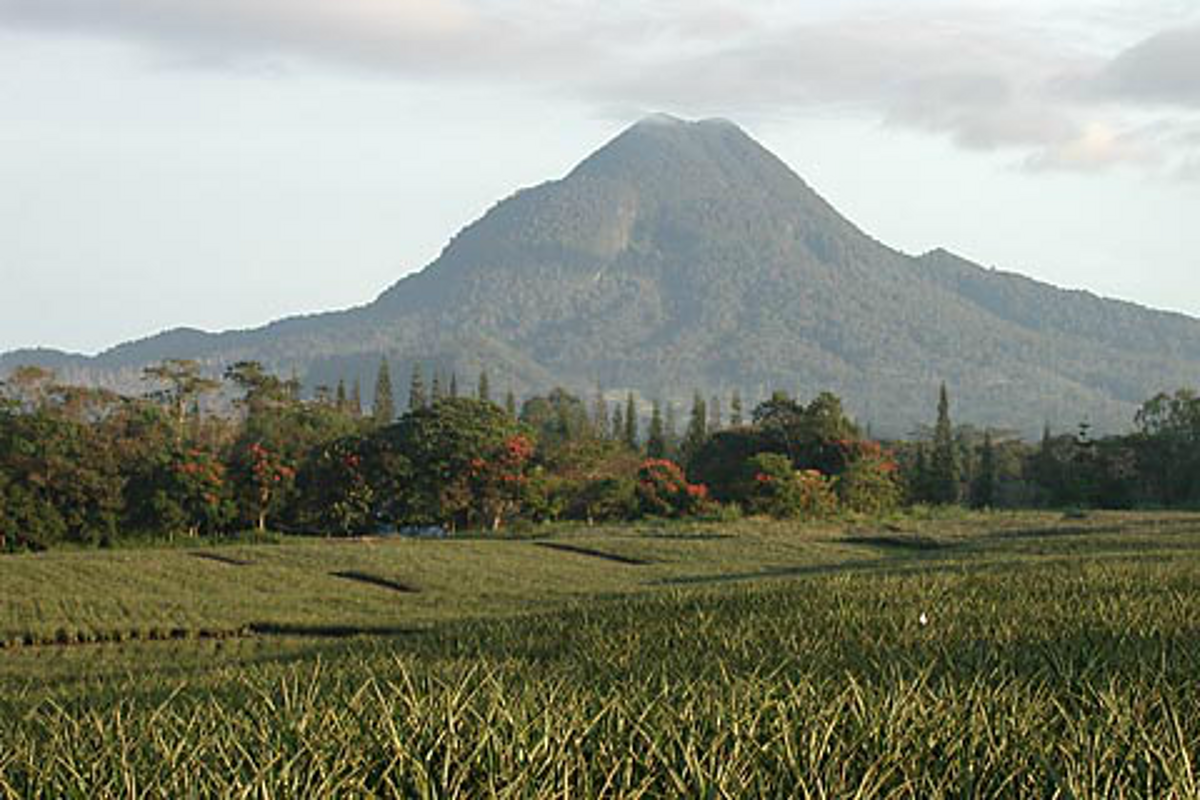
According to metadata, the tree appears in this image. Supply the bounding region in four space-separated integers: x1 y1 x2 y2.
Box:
709 395 722 432
635 459 709 518
504 389 517 418
449 373 459 399
350 379 363 417
431 372 444 402
383 398 531 530
243 441 296 533
335 379 348 411
681 391 708 464
1134 389 1200 505
929 384 960 504
592 386 609 440
665 402 679 457
295 435 380 536
225 361 291 413
477 369 491 404
373 358 395 425
623 393 638 449
409 363 428 411
143 359 219 445
646 401 667 458
745 453 836 519
730 390 744 426
520 388 591 449
971 431 998 508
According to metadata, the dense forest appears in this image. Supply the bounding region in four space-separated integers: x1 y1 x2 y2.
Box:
2 356 1198 551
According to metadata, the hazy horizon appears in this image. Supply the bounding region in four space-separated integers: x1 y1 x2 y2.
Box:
2 0 1199 355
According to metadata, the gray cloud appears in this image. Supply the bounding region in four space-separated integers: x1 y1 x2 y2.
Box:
2 0 1198 174
1094 24 1200 107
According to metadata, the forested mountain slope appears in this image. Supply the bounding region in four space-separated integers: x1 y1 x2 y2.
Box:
5 115 1198 435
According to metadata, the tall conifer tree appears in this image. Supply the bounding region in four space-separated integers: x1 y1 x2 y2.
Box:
373 358 395 424
730 390 743 426
930 383 959 504
681 391 709 464
971 431 998 508
408 364 428 411
646 401 666 458
592 385 609 439
504 389 517 418
665 402 679 457
477 369 490 403
624 392 638 449
350 379 363 416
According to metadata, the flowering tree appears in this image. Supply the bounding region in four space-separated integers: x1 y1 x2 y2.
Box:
469 433 535 530
163 448 232 536
244 441 296 533
635 459 709 518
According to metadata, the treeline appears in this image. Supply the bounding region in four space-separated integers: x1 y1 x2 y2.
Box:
1 358 1198 550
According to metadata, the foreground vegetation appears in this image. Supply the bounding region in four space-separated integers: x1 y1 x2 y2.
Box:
2 512 1199 795
6 357 1200 553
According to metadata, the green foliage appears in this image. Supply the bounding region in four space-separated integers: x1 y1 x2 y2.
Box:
476 369 490 403
384 398 532 530
295 436 377 536
971 432 998 509
408 363 427 411
928 384 960 505
372 358 395 424
646 401 666 458
623 392 638 450
745 453 838 519
520 388 591 450
688 427 767 503
1133 389 1200 506
680 391 708 465
835 443 903 515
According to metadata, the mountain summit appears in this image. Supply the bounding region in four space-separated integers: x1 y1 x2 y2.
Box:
5 116 1200 434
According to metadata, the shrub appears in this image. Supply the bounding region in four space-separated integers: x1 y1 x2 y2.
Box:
746 453 838 519
570 476 640 523
837 443 903 515
636 460 710 518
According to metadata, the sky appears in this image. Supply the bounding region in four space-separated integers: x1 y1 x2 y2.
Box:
1 0 1199 355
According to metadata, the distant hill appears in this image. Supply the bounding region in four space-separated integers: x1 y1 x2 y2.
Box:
4 114 1199 436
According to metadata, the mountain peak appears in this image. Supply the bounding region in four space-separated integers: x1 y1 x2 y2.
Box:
568 112 794 197
631 113 739 131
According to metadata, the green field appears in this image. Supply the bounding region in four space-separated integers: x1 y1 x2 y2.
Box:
3 512 1200 796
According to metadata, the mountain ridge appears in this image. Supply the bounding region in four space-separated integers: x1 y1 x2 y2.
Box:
4 116 1198 436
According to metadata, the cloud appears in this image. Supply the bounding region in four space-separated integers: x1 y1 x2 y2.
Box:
0 0 605 79
1 0 1198 175
1093 24 1200 107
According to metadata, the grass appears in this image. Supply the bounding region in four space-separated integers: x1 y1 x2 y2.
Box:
2 510 1199 796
